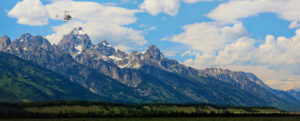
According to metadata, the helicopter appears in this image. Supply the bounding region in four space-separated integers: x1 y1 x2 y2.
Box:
56 11 72 22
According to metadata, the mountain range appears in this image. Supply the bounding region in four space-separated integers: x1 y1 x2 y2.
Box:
287 90 300 100
0 27 299 111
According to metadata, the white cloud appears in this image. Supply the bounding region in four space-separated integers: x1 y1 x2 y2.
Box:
46 0 71 2
215 37 255 65
183 0 215 4
139 0 180 16
8 0 49 26
168 0 300 90
171 22 248 68
9 0 147 50
139 0 218 16
207 0 300 24
289 21 300 28
45 1 139 25
103 2 118 6
35 0 145 50
256 31 300 66
171 22 248 53
140 24 157 31
178 27 300 68
162 50 178 57
175 27 300 89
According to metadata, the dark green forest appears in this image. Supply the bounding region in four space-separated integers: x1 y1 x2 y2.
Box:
1 101 299 118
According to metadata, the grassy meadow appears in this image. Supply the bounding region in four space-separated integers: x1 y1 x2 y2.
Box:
1 117 300 121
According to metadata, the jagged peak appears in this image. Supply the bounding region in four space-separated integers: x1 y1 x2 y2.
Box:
2 35 10 40
14 34 51 46
0 35 11 50
147 45 159 51
14 33 34 43
204 68 230 74
146 45 161 54
1 35 11 43
70 27 86 35
59 27 92 48
20 33 33 38
99 40 110 46
144 45 164 60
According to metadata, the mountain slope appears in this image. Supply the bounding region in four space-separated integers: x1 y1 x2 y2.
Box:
0 27 299 111
287 90 300 100
0 88 19 102
0 52 104 101
57 28 299 110
0 32 176 102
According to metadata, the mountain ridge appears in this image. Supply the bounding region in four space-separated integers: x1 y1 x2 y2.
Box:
0 27 299 111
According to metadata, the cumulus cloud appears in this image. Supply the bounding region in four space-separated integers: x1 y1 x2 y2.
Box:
183 0 215 4
139 0 218 16
170 22 249 68
177 27 300 69
174 27 300 89
171 22 248 53
44 0 147 49
139 0 180 16
289 21 300 28
8 0 49 26
207 0 300 24
46 0 71 2
167 0 300 90
257 31 300 66
215 37 255 65
162 50 179 57
9 0 147 50
140 24 157 31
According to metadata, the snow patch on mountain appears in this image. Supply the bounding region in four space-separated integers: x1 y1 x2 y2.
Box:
72 27 86 35
109 55 123 61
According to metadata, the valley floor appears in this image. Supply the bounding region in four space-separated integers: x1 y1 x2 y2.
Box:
1 117 300 121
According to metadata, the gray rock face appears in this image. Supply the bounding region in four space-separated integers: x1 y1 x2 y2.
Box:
0 35 11 50
58 27 92 58
3 33 67 69
201 68 267 88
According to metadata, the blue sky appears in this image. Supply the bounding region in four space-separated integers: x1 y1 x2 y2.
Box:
1 0 300 91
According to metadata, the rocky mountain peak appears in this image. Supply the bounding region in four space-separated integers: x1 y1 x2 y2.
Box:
144 45 164 60
99 40 110 47
1 35 10 41
17 33 33 43
0 35 11 50
3 34 53 59
70 27 86 35
12 33 51 47
58 27 92 56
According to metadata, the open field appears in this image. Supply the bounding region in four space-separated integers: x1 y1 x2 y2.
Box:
1 117 300 121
